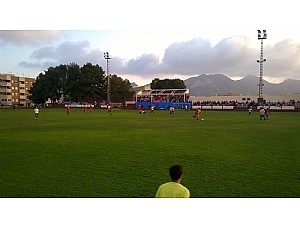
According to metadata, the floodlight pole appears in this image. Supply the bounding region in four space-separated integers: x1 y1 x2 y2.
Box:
104 52 111 103
257 30 267 104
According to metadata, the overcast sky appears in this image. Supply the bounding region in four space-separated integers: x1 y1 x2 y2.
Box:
1 0 300 86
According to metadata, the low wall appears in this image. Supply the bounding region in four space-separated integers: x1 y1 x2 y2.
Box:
65 104 94 108
135 102 192 110
192 105 295 110
193 105 234 110
256 106 295 110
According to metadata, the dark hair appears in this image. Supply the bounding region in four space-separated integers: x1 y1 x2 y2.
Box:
169 164 183 181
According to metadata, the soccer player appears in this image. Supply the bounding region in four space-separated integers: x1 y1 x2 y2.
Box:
194 107 201 120
259 107 266 121
138 105 142 114
265 108 270 120
150 105 155 115
138 105 146 114
66 105 70 116
34 106 39 119
83 104 87 113
155 164 190 198
169 106 175 114
108 104 113 115
248 106 252 116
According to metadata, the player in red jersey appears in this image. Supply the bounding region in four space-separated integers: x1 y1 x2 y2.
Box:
137 104 145 114
264 108 270 120
108 104 113 115
193 108 202 120
66 105 70 116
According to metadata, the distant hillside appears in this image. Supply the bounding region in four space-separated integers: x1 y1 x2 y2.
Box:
184 74 300 96
130 82 138 87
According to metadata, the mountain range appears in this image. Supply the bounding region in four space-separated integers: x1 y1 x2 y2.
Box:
184 74 300 96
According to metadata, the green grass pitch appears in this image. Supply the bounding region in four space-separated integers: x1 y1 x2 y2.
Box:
0 107 299 197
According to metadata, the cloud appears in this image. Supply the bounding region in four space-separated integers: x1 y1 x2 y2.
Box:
18 36 300 83
30 46 56 60
159 37 258 76
265 39 300 78
18 61 44 68
119 37 300 82
161 38 213 74
55 41 96 64
0 30 61 45
19 40 106 71
111 37 259 81
125 54 160 74
18 61 59 70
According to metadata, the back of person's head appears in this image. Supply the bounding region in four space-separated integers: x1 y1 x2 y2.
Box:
169 164 183 181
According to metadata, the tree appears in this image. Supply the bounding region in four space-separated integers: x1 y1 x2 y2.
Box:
29 65 68 105
150 78 186 89
29 62 132 105
110 75 134 103
55 64 68 101
80 63 106 103
29 73 49 104
44 66 67 104
65 63 82 102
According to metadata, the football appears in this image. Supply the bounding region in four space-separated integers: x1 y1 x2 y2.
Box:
201 118 204 121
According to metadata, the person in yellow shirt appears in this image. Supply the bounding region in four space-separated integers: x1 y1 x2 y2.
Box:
155 164 190 198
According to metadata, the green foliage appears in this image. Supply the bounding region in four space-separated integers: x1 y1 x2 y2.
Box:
65 63 82 102
78 63 106 102
29 63 132 104
110 75 134 103
150 78 186 89
29 73 49 104
0 108 299 197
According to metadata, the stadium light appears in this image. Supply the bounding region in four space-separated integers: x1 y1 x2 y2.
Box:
104 52 112 103
257 30 267 104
